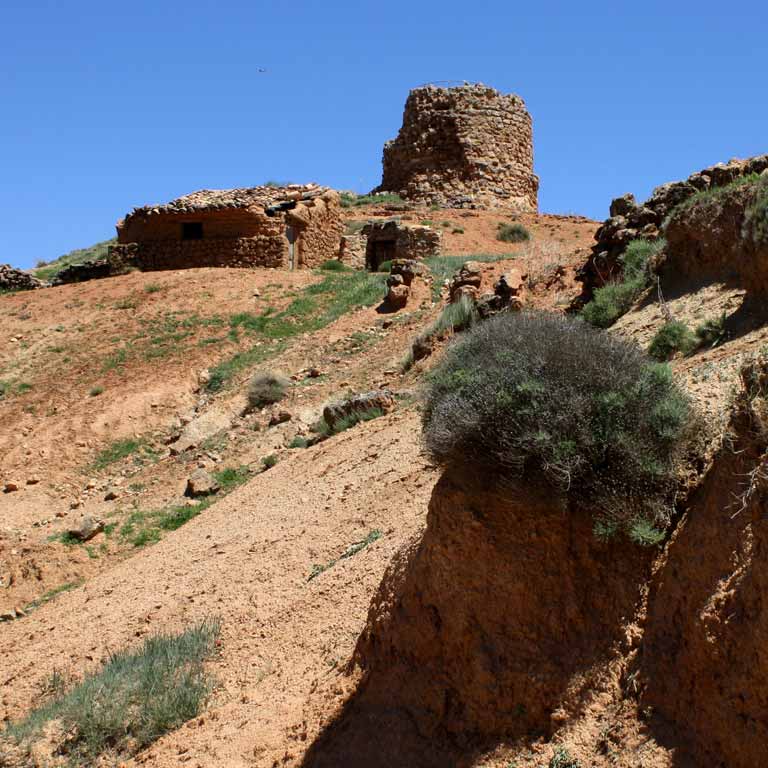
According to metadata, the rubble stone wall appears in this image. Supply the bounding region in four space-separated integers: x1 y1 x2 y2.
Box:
376 83 538 211
362 221 441 270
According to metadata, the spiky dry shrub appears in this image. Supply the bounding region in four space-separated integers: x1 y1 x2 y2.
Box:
422 312 693 543
246 371 289 412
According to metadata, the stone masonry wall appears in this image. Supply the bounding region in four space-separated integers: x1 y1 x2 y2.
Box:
376 83 538 211
111 190 343 272
362 221 441 270
286 193 345 268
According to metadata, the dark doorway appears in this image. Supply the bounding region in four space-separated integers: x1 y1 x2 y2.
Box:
181 222 204 240
368 239 396 271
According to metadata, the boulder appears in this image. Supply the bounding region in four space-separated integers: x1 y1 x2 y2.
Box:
184 469 220 498
67 516 104 542
390 259 429 286
448 261 483 301
386 284 410 309
323 390 396 430
609 193 637 217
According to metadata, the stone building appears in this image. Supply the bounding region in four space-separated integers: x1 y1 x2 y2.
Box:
361 220 441 270
375 83 538 210
109 184 344 272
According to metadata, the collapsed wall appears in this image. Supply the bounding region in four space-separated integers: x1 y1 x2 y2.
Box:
376 83 538 211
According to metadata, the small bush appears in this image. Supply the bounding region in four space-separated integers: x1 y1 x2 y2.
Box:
212 465 251 492
320 259 352 272
549 746 581 768
451 227 465 234
648 321 697 361
497 222 530 243
262 453 279 469
581 239 664 328
246 371 289 412
5 620 219 763
377 260 393 274
89 385 104 397
144 283 163 294
289 435 309 449
402 295 478 371
696 312 727 348
423 312 692 541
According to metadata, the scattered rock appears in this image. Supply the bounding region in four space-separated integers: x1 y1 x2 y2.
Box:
67 516 105 542
2 482 19 493
269 410 292 427
386 283 410 309
185 469 220 498
449 261 483 301
26 477 40 486
104 487 120 501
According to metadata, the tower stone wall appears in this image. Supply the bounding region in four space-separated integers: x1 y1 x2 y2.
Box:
377 83 538 210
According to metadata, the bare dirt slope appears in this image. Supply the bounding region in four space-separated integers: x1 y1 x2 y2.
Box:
0 208 598 766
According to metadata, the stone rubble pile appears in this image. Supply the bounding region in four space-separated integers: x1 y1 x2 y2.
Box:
0 264 42 292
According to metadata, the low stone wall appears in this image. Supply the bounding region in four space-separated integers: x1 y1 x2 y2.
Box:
0 265 42 292
111 235 288 272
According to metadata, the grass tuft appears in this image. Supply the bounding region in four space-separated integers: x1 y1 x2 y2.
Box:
4 620 220 763
497 222 530 243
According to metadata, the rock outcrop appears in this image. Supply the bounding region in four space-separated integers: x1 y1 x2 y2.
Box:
577 154 768 304
322 391 396 431
376 83 538 211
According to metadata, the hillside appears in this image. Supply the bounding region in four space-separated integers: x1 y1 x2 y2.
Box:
32 238 116 282
2 178 768 768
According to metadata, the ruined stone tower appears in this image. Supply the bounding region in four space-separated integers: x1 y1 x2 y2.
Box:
376 83 538 210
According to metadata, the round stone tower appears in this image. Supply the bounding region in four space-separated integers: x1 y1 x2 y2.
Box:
376 83 538 211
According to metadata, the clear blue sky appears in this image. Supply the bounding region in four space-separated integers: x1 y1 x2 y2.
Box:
1 1 766 269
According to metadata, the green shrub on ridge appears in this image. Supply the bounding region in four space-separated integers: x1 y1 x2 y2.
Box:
423 311 692 542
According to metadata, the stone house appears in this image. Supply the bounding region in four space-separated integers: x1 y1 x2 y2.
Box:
360 220 442 270
109 184 344 272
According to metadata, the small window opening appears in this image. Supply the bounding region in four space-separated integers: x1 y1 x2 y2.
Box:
181 222 204 240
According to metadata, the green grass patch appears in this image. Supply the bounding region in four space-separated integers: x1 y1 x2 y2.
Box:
313 406 385 438
339 192 405 208
4 619 219 763
261 454 279 469
319 259 353 272
92 438 155 471
22 581 82 614
119 499 213 547
582 238 664 328
33 238 116 282
289 436 310 449
212 465 252 493
695 312 728 348
207 271 386 392
497 222 530 243
307 530 382 581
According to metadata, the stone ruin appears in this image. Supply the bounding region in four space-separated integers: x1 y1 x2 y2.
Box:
577 154 768 304
375 83 538 211
109 184 344 273
0 264 42 292
361 220 441 271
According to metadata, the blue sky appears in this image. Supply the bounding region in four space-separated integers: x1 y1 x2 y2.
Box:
1 1 766 269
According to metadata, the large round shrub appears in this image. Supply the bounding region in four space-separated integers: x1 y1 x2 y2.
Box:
422 312 692 542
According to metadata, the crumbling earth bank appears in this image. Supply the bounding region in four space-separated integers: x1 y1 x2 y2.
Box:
299 466 653 765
